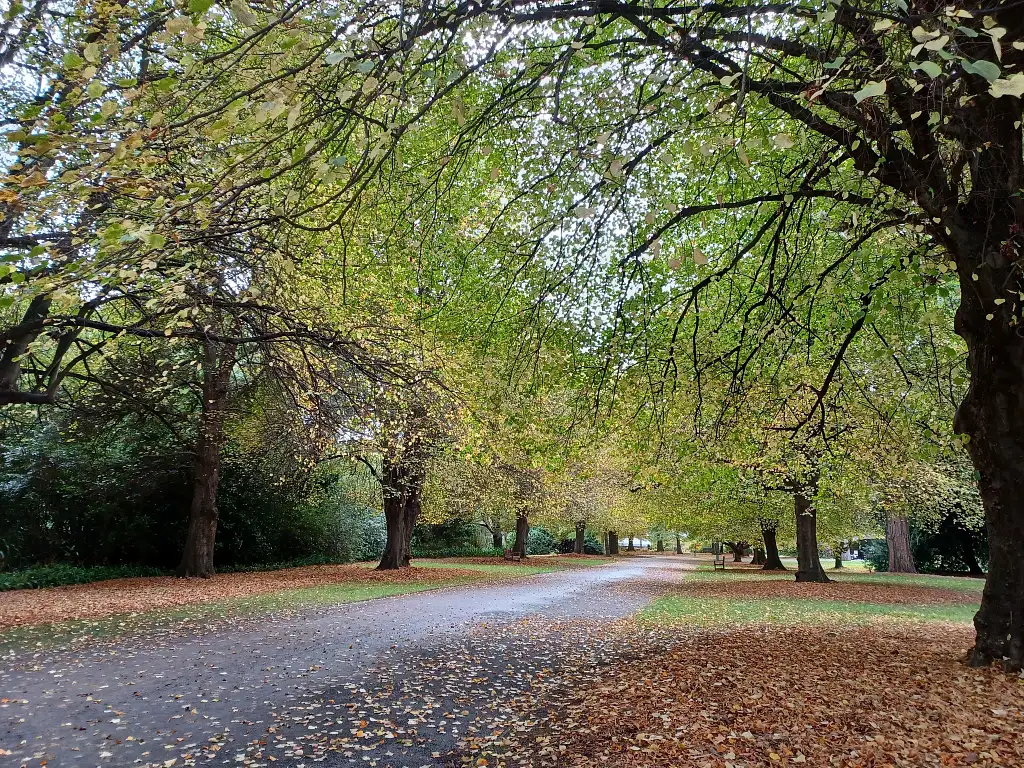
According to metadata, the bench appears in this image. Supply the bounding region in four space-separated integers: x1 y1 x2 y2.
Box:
503 549 523 563
713 552 727 570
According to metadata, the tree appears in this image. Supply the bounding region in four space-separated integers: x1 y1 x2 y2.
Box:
456 0 1020 667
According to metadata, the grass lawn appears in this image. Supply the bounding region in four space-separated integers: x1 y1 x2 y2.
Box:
641 566 982 629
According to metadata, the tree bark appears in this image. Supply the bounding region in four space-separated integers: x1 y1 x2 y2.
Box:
751 547 766 566
574 521 586 554
376 456 424 570
607 530 619 555
794 490 829 583
656 534 664 552
834 552 843 569
726 541 746 562
885 516 917 574
512 512 529 558
0 294 51 400
761 524 786 571
627 535 635 551
492 529 504 549
177 339 235 578
675 533 682 554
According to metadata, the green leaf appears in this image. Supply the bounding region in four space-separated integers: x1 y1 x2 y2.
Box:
961 59 1001 83
188 0 215 13
853 80 887 102
989 73 1024 98
912 61 942 78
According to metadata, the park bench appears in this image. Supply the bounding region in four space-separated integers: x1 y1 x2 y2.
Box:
503 549 523 563
713 552 726 570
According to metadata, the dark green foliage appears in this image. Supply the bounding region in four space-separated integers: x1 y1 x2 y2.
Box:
410 546 504 558
411 519 478 553
863 515 988 576
527 526 556 555
555 532 603 554
0 414 386 573
0 564 168 591
861 539 889 572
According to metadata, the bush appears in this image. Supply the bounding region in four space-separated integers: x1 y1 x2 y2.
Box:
556 532 604 554
412 519 478 553
0 564 168 591
411 546 504 559
527 526 557 555
861 538 888 572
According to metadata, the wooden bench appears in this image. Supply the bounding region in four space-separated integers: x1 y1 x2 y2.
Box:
713 552 727 570
503 549 523 563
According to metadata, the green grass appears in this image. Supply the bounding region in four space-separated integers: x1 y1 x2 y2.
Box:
640 594 977 627
0 579 467 654
641 566 982 629
414 560 559 576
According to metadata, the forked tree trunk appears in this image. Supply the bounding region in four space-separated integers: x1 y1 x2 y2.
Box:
675 533 682 554
886 516 917 574
574 521 586 554
512 513 529 558
177 339 236 578
761 524 786 570
727 541 746 562
794 490 829 583
751 547 766 566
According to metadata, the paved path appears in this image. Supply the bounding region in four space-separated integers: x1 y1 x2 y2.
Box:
0 556 686 768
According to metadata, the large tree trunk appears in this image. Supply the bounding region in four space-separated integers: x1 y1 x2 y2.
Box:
607 530 619 555
574 521 586 554
177 339 235 578
376 457 424 570
656 534 664 552
0 294 51 403
751 547 767 566
945 92 1024 668
761 524 786 571
675 533 682 554
512 512 529 558
794 490 829 583
886 516 917 574
627 535 635 551
726 541 746 562
492 529 503 549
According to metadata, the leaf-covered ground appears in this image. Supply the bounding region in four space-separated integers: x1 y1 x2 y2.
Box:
450 563 1023 768
0 556 609 632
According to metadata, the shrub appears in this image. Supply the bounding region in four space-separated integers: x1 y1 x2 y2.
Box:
527 526 557 555
556 532 604 554
411 546 504 559
0 564 168 591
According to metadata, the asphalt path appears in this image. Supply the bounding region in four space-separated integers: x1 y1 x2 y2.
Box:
0 555 687 768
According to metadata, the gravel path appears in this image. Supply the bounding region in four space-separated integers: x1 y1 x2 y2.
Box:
0 556 687 768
